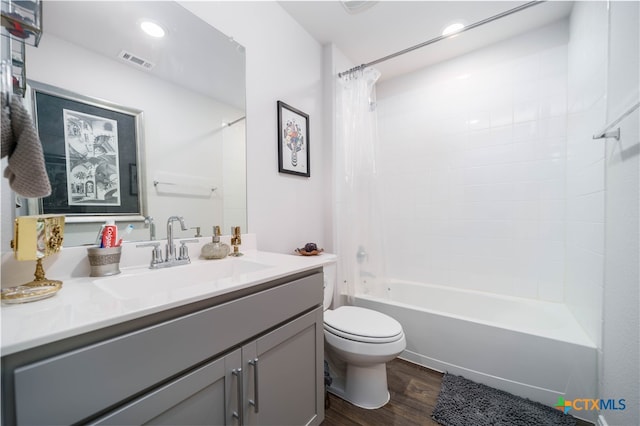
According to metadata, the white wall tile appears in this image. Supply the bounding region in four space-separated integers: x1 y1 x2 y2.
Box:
540 116 568 139
538 260 565 302
539 179 565 200
564 0 606 347
514 100 539 123
512 121 539 142
376 20 572 302
491 106 513 127
540 95 568 118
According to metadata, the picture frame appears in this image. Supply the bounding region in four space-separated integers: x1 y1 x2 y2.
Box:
277 100 310 177
28 80 146 222
129 164 138 196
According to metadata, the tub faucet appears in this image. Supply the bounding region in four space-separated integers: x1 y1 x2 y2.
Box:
356 246 368 264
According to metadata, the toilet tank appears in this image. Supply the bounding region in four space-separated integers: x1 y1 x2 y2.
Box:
323 263 337 310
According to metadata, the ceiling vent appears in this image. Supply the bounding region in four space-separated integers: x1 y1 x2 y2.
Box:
341 1 378 14
118 50 155 70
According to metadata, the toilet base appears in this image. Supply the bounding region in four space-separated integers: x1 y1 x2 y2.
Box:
327 363 390 409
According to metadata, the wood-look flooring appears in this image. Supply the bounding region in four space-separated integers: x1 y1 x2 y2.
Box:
321 358 593 426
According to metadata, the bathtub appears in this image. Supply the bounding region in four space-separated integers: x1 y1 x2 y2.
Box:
354 280 597 421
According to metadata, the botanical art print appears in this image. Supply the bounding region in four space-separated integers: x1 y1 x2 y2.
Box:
277 101 310 177
63 109 121 206
284 118 305 168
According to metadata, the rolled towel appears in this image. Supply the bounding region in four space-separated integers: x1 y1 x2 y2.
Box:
3 95 52 198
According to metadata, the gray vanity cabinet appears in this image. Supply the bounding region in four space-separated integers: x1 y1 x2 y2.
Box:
91 349 242 425
2 269 325 426
92 307 324 426
242 307 324 425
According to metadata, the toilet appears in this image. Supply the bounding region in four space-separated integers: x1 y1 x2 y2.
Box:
323 267 406 409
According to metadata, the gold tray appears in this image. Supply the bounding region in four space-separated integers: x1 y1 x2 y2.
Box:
1 282 62 304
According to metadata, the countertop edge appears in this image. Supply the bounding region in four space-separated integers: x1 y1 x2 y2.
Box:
1 251 336 356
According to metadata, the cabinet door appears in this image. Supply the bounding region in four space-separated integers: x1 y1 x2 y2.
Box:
91 349 243 426
243 307 324 426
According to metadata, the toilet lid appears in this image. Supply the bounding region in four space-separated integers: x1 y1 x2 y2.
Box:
324 306 403 343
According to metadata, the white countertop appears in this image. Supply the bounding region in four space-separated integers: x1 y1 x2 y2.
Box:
1 247 335 356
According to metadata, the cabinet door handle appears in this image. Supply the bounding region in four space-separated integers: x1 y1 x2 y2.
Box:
248 358 259 413
232 368 244 425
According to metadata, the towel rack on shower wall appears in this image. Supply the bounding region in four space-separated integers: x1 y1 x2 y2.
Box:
592 101 640 141
153 180 216 194
152 172 217 198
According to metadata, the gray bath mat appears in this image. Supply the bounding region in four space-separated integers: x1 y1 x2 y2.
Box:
432 373 576 426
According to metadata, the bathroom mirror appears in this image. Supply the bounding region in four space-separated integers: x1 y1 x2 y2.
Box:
13 1 247 246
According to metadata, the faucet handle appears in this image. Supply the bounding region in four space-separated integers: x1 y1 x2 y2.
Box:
178 239 198 261
230 226 242 243
229 227 243 257
191 227 202 237
136 242 163 267
179 239 199 244
136 242 160 248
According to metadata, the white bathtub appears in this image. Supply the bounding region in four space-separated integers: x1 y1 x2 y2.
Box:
354 280 598 421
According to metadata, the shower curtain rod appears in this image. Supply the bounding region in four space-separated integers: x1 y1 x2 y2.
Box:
338 0 545 78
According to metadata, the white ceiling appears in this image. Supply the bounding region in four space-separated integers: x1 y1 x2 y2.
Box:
40 1 573 100
41 1 246 109
279 1 574 81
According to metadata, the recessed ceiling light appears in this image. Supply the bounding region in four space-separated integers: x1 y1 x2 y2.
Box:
140 20 166 38
442 22 465 37
341 1 378 14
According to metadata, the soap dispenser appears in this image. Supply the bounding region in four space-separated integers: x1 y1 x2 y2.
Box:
201 226 230 259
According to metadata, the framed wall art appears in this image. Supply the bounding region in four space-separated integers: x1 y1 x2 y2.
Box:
277 100 310 177
29 80 145 222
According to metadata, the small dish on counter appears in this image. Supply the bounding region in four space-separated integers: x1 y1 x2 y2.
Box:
1 282 62 304
295 248 324 256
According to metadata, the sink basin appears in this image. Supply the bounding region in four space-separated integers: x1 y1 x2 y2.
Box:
94 258 272 300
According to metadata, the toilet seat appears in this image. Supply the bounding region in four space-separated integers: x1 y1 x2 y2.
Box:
324 306 404 343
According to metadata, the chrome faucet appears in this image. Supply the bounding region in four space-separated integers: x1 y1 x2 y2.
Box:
137 215 197 269
166 216 187 262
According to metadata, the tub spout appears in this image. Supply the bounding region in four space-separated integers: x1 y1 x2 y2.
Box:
357 246 368 264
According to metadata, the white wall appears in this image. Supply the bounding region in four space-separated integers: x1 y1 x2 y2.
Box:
375 21 570 301
565 0 607 350
180 1 326 254
601 1 639 424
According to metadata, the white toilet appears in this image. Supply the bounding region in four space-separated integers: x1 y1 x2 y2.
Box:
323 268 406 409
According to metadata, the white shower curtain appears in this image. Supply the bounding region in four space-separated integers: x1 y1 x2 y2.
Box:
335 67 387 305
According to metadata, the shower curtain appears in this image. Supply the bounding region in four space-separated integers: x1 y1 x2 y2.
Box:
335 67 387 305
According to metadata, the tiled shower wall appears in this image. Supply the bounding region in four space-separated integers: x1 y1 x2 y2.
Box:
565 0 607 348
376 20 570 302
